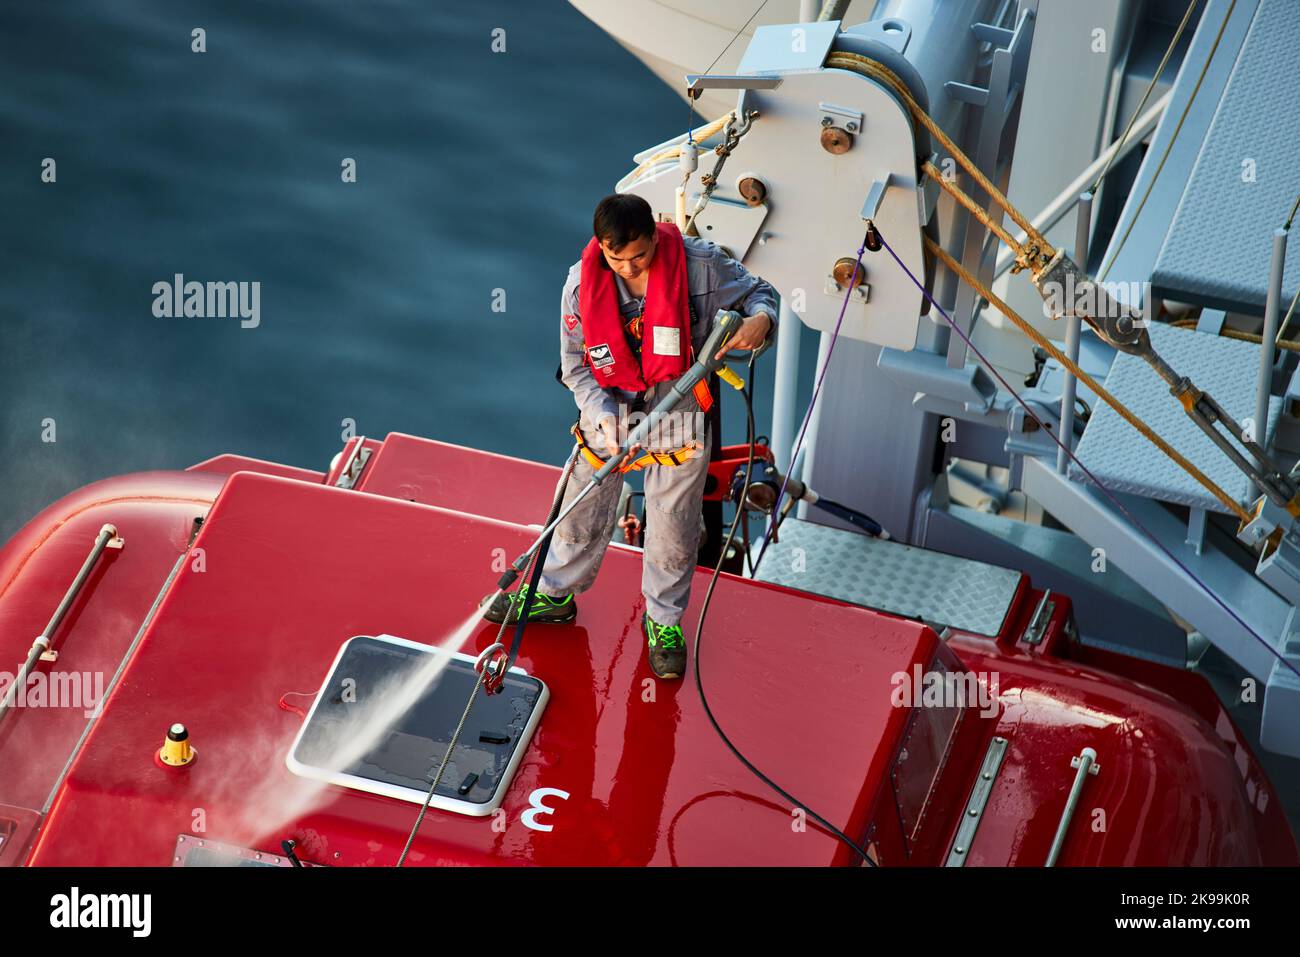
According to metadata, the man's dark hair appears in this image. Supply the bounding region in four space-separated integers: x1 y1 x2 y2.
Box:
592 193 655 252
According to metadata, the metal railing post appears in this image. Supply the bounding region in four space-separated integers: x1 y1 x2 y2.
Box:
1056 191 1092 473
1254 227 1289 496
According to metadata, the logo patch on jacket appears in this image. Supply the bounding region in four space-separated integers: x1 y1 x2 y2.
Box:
587 343 615 370
562 313 579 331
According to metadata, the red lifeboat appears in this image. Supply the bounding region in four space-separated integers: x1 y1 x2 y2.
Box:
0 434 1293 866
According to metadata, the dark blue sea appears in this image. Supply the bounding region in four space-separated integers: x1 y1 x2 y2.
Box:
1 0 816 542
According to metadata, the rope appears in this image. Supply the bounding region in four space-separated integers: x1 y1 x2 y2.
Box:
396 666 486 867
627 112 735 184
1098 0 1238 282
825 49 1243 517
699 0 771 76
1275 194 1300 342
922 160 1027 264
693 349 877 865
752 231 870 572
396 448 578 866
817 0 851 22
926 236 1250 520
1274 284 1300 345
1090 0 1198 196
677 0 770 168
825 51 1055 257
823 46 1252 519
1172 317 1300 353
879 225 1300 695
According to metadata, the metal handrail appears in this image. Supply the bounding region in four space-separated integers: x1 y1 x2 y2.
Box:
43 548 185 814
1046 746 1100 866
0 523 122 726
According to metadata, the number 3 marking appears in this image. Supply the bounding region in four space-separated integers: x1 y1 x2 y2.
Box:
521 787 570 831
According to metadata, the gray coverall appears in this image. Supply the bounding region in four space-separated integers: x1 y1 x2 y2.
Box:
538 235 779 625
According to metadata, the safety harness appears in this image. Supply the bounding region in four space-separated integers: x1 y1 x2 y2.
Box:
570 378 713 475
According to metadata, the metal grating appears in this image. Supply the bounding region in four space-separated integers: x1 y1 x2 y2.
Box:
1150 0 1300 313
752 517 1021 637
1067 322 1281 512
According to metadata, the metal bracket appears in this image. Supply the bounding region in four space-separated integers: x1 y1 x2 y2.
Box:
692 196 769 260
1254 520 1300 607
334 438 372 490
737 20 840 76
972 22 1015 48
861 175 892 223
944 81 989 107
1022 591 1054 645
824 274 869 302
946 735 1008 865
1070 753 1101 774
686 73 783 94
1238 494 1289 550
818 101 863 134
1186 507 1208 556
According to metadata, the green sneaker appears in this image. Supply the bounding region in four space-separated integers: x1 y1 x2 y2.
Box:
643 613 686 680
480 585 576 624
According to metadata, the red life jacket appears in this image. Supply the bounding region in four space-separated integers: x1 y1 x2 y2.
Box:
578 221 692 392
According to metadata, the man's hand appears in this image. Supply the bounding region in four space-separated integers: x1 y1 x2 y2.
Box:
714 312 772 360
597 416 641 459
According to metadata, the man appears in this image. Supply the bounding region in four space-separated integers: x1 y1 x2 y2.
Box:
483 193 778 679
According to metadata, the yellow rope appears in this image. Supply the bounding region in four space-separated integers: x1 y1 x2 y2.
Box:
1273 263 1300 344
1171 317 1300 353
921 160 1027 263
1097 0 1238 282
626 112 735 183
926 236 1250 520
628 48 1252 520
826 51 1056 259
1090 0 1198 195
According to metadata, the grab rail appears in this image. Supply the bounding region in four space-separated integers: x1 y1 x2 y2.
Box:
1046 746 1100 866
0 523 123 727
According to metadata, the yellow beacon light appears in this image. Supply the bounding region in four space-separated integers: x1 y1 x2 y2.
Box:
158 722 196 767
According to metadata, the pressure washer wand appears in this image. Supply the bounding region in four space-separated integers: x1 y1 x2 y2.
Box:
492 310 749 596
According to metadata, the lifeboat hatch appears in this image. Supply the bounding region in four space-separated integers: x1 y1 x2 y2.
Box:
286 634 548 817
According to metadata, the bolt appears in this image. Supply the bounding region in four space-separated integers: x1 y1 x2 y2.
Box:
820 126 852 154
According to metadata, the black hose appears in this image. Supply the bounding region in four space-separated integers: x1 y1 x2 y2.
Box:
692 352 877 866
